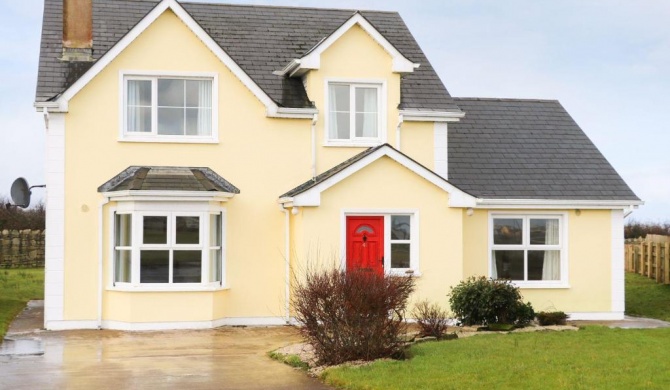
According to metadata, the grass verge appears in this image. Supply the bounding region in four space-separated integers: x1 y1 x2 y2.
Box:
268 351 310 371
625 272 670 321
323 327 670 389
0 268 44 339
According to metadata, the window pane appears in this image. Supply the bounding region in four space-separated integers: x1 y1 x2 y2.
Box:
329 112 351 139
127 80 152 106
493 218 523 245
210 214 222 247
391 216 410 240
185 108 212 136
115 214 132 246
185 80 212 108
176 216 199 244
529 250 560 281
157 107 185 135
530 219 560 245
355 87 377 112
173 250 202 283
209 249 222 282
355 113 378 138
329 84 350 112
114 250 131 283
391 243 410 268
157 79 185 107
143 216 167 244
492 250 524 280
127 106 152 133
140 250 169 283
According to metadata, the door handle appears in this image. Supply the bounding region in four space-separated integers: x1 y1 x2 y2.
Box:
381 256 384 266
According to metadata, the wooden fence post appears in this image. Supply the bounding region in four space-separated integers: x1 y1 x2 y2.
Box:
665 242 670 285
655 243 662 283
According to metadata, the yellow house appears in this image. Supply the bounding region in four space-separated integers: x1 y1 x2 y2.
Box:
35 0 642 330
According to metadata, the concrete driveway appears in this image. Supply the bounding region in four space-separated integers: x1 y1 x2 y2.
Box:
1 302 330 390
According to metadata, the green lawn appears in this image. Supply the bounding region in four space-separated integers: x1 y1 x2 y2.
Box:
0 268 44 339
323 327 670 389
625 272 670 321
322 272 670 389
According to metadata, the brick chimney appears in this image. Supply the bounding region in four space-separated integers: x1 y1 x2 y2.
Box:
62 0 93 61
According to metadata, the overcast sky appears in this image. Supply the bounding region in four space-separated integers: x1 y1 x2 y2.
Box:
1 0 668 221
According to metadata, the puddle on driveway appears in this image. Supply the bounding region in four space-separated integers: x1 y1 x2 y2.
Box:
0 338 44 356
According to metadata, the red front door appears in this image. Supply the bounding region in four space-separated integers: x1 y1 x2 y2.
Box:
346 216 384 275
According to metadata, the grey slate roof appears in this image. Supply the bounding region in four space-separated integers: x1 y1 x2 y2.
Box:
36 0 461 111
98 166 240 193
447 98 639 200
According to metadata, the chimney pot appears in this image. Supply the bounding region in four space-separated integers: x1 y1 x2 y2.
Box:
62 0 93 61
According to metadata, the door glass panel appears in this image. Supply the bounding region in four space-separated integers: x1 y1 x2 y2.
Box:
355 225 374 235
176 216 199 244
391 216 410 240
493 218 523 245
492 250 524 280
143 216 167 244
173 250 202 283
140 250 169 283
391 243 410 268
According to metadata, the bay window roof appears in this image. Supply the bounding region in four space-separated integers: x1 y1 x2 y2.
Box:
98 166 240 194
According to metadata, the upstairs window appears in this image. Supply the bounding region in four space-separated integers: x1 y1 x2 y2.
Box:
123 74 216 142
327 82 383 145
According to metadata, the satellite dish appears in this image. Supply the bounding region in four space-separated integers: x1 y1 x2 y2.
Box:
10 178 31 208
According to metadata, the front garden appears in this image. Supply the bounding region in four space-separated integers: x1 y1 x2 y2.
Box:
0 268 43 339
272 270 670 389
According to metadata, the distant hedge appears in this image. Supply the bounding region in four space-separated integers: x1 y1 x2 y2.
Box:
0 196 45 231
625 220 670 239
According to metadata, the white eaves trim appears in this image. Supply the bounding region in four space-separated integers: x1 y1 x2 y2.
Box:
102 190 235 203
278 13 419 77
399 109 465 122
33 0 315 119
281 145 478 208
476 198 644 210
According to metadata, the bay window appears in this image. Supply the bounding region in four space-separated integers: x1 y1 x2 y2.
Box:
112 210 225 289
490 214 566 287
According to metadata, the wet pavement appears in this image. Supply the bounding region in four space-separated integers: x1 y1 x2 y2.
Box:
1 301 331 390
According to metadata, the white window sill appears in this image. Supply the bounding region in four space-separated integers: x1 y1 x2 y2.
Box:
512 282 570 289
324 140 383 148
388 269 421 277
119 136 219 144
107 284 230 292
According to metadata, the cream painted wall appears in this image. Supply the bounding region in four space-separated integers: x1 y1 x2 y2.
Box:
291 156 461 311
304 25 403 173
400 121 435 170
65 10 312 322
462 209 613 313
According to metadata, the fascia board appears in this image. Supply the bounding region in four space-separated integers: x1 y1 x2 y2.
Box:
399 109 465 122
50 0 283 116
475 198 644 209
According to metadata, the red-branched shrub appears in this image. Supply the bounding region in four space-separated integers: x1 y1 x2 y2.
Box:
412 300 450 339
292 268 415 365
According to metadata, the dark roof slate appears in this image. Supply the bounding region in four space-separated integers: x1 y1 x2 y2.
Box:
448 98 639 201
36 0 460 111
98 166 240 193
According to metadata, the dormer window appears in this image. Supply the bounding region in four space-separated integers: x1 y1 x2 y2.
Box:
326 81 385 146
121 72 218 143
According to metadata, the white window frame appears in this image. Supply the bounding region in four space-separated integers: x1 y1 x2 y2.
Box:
108 202 227 292
324 79 387 147
488 212 569 289
341 209 419 276
119 70 219 144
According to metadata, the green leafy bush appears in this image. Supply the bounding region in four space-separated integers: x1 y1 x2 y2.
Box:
537 311 568 325
448 276 535 326
292 268 415 365
412 300 450 339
